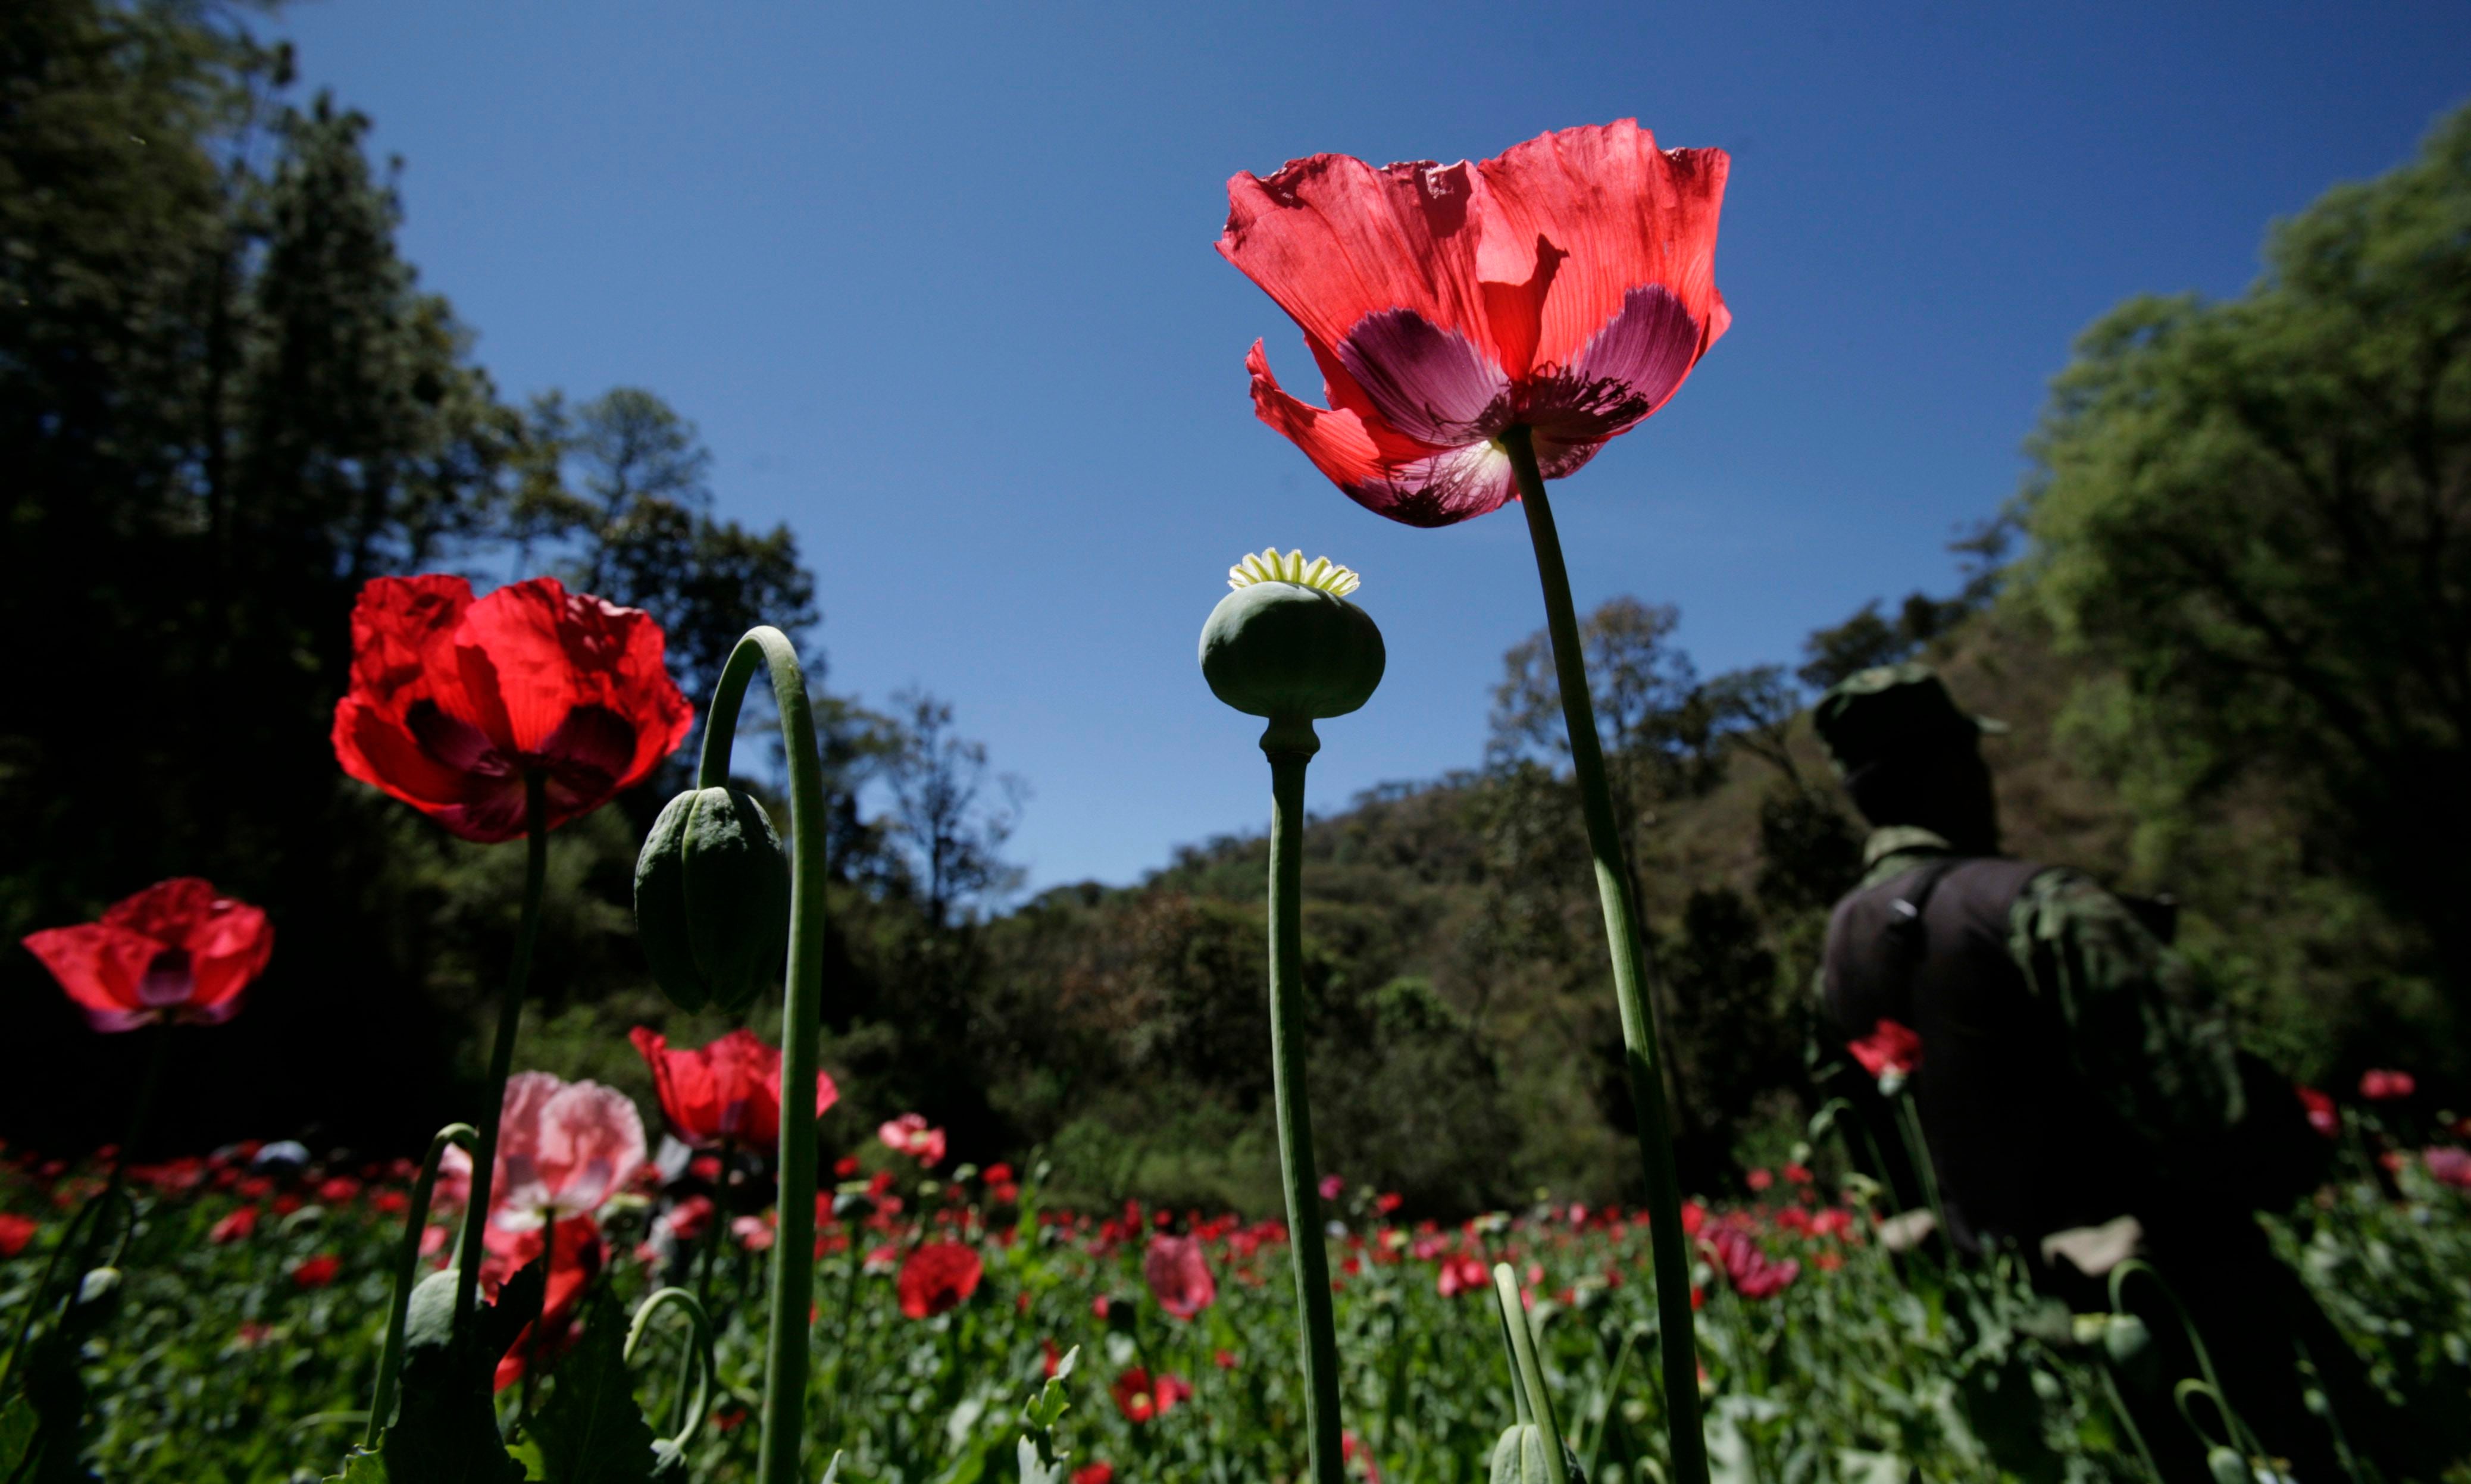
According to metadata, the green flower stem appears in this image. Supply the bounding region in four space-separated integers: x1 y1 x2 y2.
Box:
0 1000 177 1399
450 773 549 1341
365 1122 478 1445
1263 719 1345 1484
697 628 830 1484
1500 424 1709 1484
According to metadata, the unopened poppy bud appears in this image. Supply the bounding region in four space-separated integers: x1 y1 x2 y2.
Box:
1200 549 1384 730
1487 1422 1571 1484
634 786 790 1013
2207 1446 2253 1483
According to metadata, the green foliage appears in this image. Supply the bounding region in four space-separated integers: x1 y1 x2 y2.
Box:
530 1290 661 1484
2022 102 2471 1012
9 1148 2464 1483
380 1264 540 1484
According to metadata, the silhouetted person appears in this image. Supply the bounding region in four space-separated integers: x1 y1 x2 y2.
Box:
1810 663 2445 1482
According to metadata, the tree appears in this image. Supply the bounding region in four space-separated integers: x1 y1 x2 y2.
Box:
884 690 1026 930
2022 105 2471 1007
520 387 819 706
0 4 525 1151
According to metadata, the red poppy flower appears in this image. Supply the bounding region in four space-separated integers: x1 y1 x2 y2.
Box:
21 878 273 1033
484 1213 605 1391
0 1214 37 1258
331 574 693 843
630 1027 837 1150
1072 1464 1115 1484
290 1253 342 1289
2359 1069 2417 1101
896 1240 983 1319
2297 1085 2339 1139
1109 1367 1191 1423
1219 120 1728 528
1705 1225 1798 1300
1142 1233 1218 1320
209 1206 260 1244
1434 1253 1488 1298
1847 1018 1924 1081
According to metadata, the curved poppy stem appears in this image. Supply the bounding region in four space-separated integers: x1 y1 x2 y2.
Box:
1261 718 1346 1484
451 772 549 1340
1501 425 1709 1484
365 1122 478 1446
699 628 828 1484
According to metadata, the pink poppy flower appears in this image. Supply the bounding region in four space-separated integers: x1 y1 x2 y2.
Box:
21 878 273 1032
1143 1234 1218 1320
441 1072 647 1231
877 1113 946 1167
1317 1174 1345 1201
1219 120 1727 528
2425 1147 2471 1190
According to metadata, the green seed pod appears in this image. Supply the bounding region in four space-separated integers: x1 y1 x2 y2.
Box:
1200 549 1384 721
2207 1446 2253 1484
634 785 790 1014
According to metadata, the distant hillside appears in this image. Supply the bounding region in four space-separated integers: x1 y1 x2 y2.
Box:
929 592 2450 1217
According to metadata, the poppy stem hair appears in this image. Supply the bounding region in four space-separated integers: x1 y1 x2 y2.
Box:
1264 727 1347 1484
1501 424 1712 1484
448 773 549 1344
693 627 832 1484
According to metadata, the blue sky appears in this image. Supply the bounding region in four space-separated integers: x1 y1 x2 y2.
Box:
277 0 2471 891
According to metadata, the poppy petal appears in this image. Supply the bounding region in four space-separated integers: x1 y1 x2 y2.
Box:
21 923 157 1029
1332 308 1511 447
1219 155 1507 370
1475 121 1729 374
1522 284 1707 445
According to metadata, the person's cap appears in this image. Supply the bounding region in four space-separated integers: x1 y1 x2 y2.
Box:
1813 662 2006 778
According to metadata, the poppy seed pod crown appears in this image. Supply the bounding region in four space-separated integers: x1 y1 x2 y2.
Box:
1200 549 1385 728
634 785 790 1013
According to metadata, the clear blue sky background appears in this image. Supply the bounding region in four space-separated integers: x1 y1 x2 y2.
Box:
277 0 2471 893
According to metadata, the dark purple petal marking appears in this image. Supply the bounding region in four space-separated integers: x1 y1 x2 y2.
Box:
137 947 195 1008
1335 308 1512 447
1346 440 1518 528
1523 285 1701 444
407 700 514 778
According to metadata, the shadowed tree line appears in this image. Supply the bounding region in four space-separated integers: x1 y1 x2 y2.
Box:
0 0 1016 1156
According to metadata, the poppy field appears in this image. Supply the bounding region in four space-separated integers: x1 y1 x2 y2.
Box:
14 8 2471 1474
2 1096 2467 1484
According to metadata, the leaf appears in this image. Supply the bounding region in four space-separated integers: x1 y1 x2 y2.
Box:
380 1260 544 1484
321 1447 390 1483
530 1290 658 1484
1015 1436 1062 1484
0 1392 36 1479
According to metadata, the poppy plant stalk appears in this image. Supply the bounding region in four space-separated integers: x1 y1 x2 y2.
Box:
680 627 831 1484
1221 121 1726 1484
